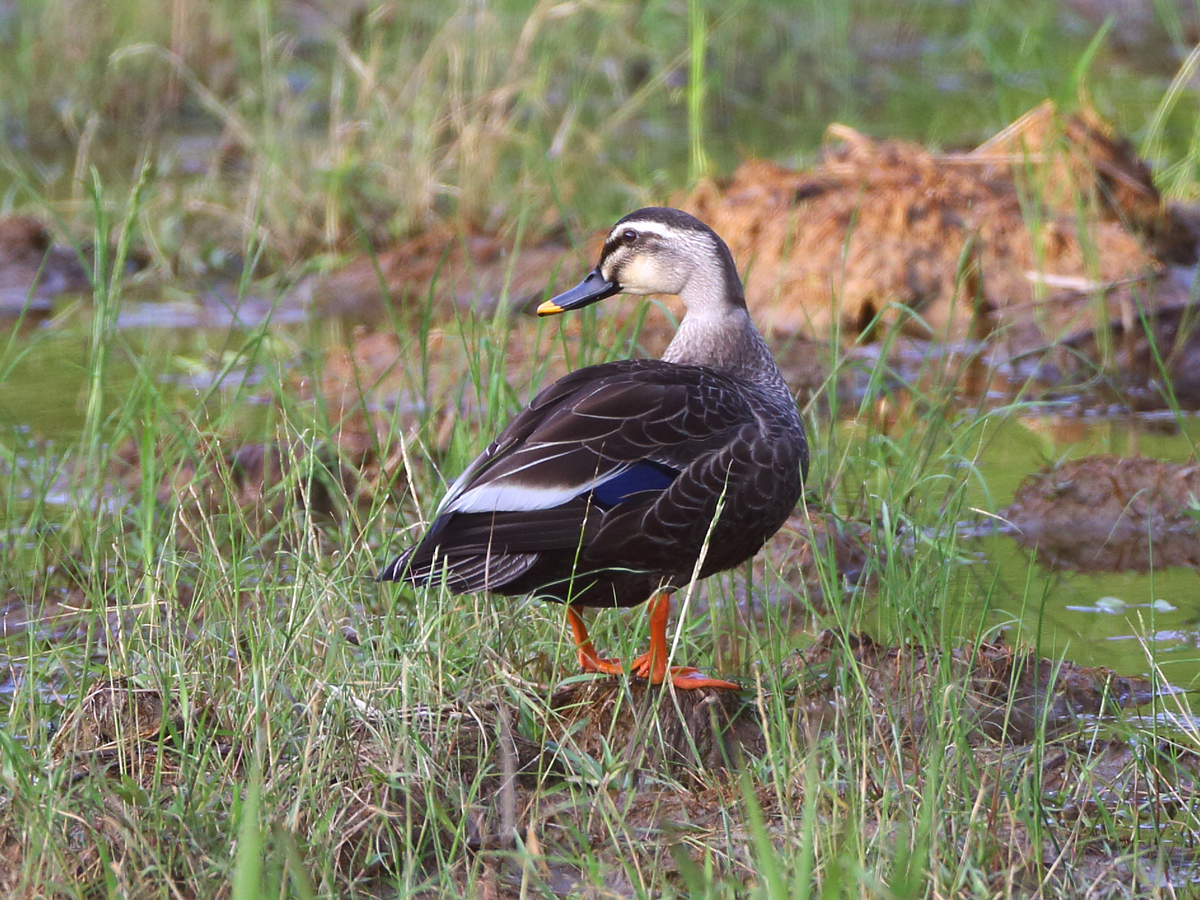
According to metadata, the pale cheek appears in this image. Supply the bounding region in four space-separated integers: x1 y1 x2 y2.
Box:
616 256 659 294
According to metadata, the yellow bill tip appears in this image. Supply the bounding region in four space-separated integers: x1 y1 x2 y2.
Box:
536 299 564 316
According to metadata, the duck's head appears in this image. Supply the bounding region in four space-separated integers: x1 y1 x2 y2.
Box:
538 207 744 317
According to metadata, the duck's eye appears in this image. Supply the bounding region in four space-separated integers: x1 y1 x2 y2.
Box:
621 229 637 245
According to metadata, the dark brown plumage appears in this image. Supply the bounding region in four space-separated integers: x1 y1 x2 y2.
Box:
380 207 808 689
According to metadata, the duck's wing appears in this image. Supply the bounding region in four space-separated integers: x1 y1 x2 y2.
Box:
383 360 795 591
437 362 751 517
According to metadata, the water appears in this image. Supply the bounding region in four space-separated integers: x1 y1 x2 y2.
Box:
1 304 301 440
958 412 1200 682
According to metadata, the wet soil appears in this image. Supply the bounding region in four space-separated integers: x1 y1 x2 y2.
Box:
0 215 92 321
295 103 1200 409
1004 456 1200 571
681 104 1200 408
4 105 1195 407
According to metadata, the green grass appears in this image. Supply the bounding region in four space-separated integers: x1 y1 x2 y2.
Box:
2 0 1200 897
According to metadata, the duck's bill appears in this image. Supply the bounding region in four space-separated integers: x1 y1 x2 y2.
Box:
537 268 621 316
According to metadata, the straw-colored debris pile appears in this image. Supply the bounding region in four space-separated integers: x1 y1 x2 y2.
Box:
684 102 1197 347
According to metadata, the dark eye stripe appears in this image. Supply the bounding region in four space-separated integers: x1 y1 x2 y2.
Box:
600 235 627 261
599 219 671 266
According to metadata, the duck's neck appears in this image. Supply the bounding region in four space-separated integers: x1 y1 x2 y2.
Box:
662 271 788 395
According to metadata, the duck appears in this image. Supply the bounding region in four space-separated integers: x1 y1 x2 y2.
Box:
379 207 808 690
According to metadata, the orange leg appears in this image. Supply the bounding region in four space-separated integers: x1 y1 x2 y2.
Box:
566 606 624 675
626 593 740 691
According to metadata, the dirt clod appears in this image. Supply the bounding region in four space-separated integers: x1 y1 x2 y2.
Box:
1004 455 1200 571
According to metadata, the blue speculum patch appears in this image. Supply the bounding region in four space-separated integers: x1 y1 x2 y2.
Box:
590 461 678 508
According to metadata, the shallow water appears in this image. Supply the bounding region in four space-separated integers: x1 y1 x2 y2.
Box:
955 412 1200 683
1 307 292 440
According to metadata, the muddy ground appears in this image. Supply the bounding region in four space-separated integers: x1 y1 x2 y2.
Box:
5 102 1198 407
